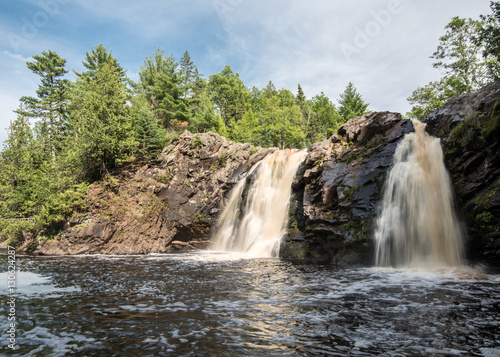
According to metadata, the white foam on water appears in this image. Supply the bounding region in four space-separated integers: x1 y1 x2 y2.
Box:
0 271 79 296
20 326 95 356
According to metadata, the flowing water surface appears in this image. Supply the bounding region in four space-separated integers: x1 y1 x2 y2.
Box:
1 252 499 356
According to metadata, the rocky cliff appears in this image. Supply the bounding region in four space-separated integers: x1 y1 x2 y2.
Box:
422 81 500 264
31 132 275 254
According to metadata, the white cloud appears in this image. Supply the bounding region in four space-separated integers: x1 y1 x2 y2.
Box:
3 50 31 63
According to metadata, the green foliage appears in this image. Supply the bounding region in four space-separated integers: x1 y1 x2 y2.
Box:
338 82 369 121
486 99 500 138
476 211 494 224
156 172 174 185
308 92 345 143
475 188 498 208
481 1 500 77
72 59 135 178
408 14 499 118
191 134 203 148
208 65 249 128
189 86 221 133
75 43 126 81
449 112 486 149
0 219 35 245
139 47 188 127
0 114 50 218
218 151 230 166
37 183 89 233
129 95 168 160
431 17 494 91
16 50 69 160
407 77 466 119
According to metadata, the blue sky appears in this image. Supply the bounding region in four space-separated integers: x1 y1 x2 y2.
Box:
0 0 493 144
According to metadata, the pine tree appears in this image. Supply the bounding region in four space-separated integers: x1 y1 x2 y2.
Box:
130 96 167 159
189 87 220 133
179 50 199 100
0 113 42 217
139 48 188 127
296 84 306 108
16 50 69 160
338 82 369 120
72 61 135 178
75 43 126 81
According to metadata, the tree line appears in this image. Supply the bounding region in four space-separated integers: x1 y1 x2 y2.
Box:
0 44 369 241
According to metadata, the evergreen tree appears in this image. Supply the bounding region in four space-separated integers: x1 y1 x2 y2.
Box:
130 96 167 160
75 43 126 81
72 61 135 178
231 107 260 143
0 113 44 217
338 82 369 120
16 50 69 160
296 84 306 109
139 48 188 127
189 86 221 133
179 50 199 100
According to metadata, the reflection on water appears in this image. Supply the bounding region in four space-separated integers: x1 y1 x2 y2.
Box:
1 252 499 356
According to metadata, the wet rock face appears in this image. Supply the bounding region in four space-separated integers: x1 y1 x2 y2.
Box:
35 131 275 255
282 112 414 265
423 81 500 265
422 81 500 138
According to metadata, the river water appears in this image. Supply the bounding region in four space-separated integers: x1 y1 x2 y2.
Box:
1 252 499 356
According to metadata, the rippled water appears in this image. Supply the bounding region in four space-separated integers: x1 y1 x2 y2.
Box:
1 252 499 356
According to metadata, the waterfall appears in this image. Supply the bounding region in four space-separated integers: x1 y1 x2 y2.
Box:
374 121 464 268
211 149 307 258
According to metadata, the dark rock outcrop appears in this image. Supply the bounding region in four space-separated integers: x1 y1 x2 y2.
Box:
422 81 500 265
32 131 275 255
281 112 413 265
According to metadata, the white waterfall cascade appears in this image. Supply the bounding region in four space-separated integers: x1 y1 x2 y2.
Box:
374 121 464 268
211 149 307 258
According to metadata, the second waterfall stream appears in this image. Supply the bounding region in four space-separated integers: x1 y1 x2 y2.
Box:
211 149 307 258
374 120 464 268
